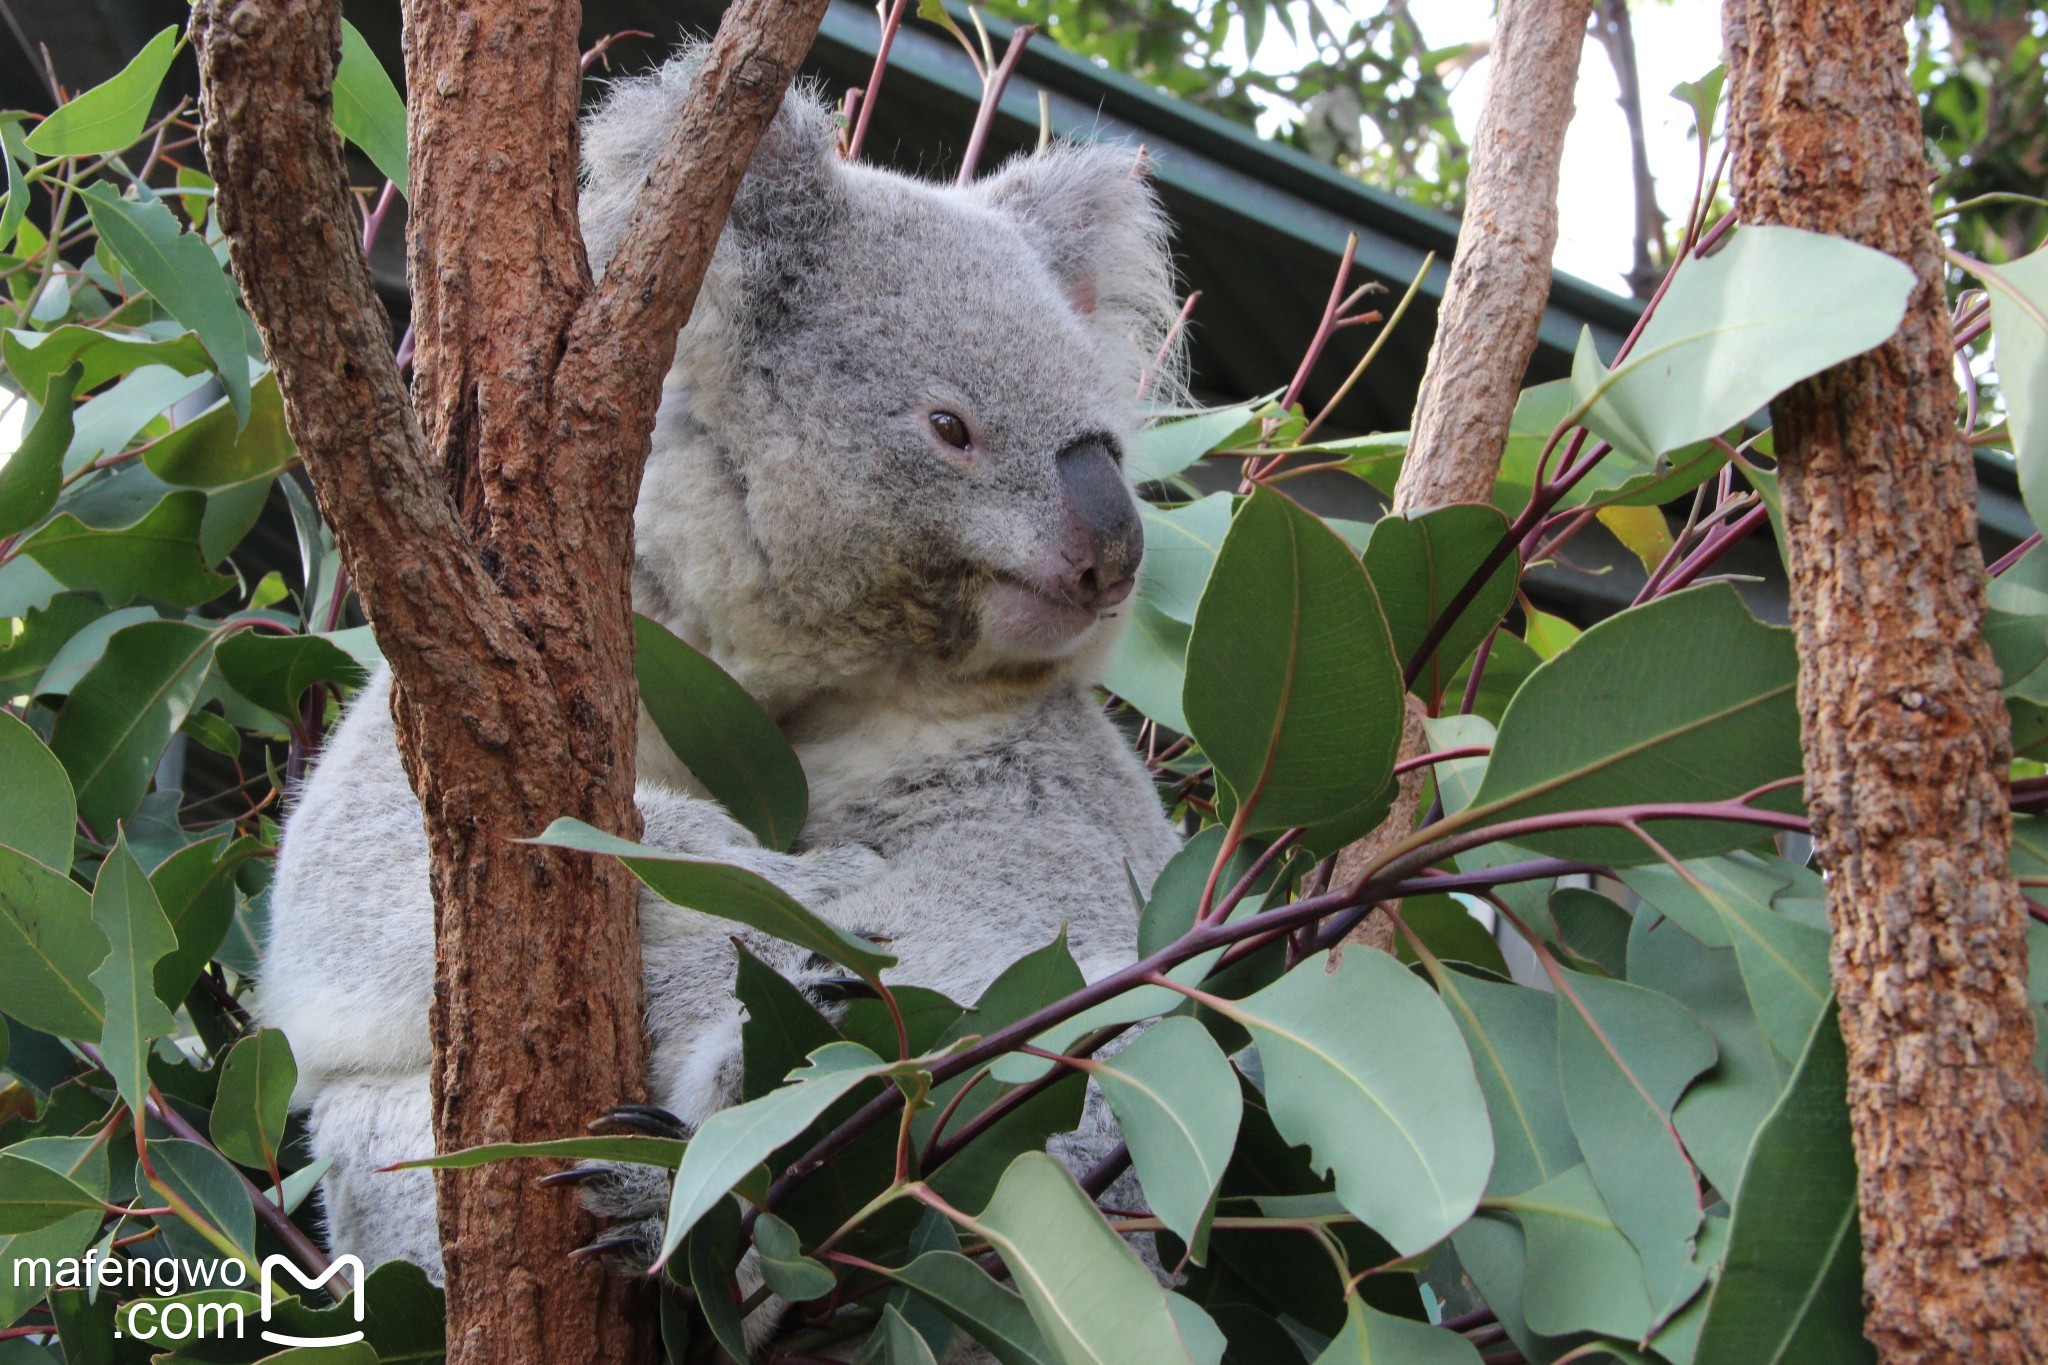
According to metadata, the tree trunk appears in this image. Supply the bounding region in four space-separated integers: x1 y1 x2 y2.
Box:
1723 3 2048 1358
194 0 827 1360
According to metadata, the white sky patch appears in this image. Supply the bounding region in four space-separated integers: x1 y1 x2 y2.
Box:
1237 0 1728 297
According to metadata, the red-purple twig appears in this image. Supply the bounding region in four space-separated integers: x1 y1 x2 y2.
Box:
846 0 911 162
956 26 1035 186
1989 533 2039 578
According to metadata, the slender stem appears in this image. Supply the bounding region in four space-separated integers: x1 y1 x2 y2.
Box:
1990 533 2040 578
846 0 911 163
1298 250 1434 443
956 26 1034 186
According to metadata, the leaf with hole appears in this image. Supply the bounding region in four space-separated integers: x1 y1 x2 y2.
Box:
1088 1016 1241 1262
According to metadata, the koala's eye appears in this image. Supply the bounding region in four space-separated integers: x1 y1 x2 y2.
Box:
929 411 972 451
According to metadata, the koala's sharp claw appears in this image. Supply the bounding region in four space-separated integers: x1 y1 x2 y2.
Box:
537 1165 609 1188
588 1104 689 1139
810 974 880 1004
570 1232 649 1262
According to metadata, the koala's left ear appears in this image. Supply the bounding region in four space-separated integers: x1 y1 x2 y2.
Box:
974 143 1185 404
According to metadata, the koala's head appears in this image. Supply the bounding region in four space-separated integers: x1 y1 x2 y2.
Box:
582 59 1185 708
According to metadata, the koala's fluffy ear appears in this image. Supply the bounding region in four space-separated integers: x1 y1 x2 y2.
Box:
974 143 1186 406
580 51 840 279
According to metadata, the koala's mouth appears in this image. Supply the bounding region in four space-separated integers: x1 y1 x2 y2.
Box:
983 572 1112 657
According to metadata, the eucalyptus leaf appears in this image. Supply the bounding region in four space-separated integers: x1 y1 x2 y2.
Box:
208 1028 296 1171
1 325 211 405
1128 402 1262 485
80 186 250 426
0 1154 102 1234
1988 247 2048 535
148 1138 256 1262
528 819 893 981
0 708 76 870
755 1210 836 1302
24 28 178 156
1223 949 1492 1255
1362 504 1518 699
1461 585 1803 865
1555 968 1714 1315
335 22 410 194
1102 600 1192 733
1498 1164 1655 1340
1569 226 1914 466
0 845 106 1039
634 614 809 852
1311 1296 1482 1364
88 832 180 1116
881 1250 1055 1365
1183 487 1403 833
968 1152 1199 1365
20 492 236 608
1138 493 1234 625
140 371 296 488
1088 1016 1241 1261
657 1043 896 1268
48 620 218 833
214 629 367 718
0 365 77 539
1692 1003 1871 1364
1431 969 1579 1197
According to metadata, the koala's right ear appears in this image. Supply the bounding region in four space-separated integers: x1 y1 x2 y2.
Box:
579 52 840 280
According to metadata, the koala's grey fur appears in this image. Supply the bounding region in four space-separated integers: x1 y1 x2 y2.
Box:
261 53 1185 1351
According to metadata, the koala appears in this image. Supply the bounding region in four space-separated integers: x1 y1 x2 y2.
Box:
260 51 1185 1346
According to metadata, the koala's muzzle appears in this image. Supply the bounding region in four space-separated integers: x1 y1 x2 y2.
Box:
1056 439 1143 610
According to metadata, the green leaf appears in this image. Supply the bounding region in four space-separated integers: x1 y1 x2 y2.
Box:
148 1137 256 1262
755 1210 836 1302
529 818 893 982
0 707 76 870
1988 247 2048 531
1549 887 1630 977
0 1211 99 1327
1692 1003 1871 1364
871 1303 942 1365
24 27 178 156
1497 1163 1655 1340
737 941 842 1102
1136 493 1235 625
1570 226 1914 465
1679 865 1831 1062
388 1133 685 1171
141 370 297 488
1431 969 1579 1197
1555 969 1715 1316
1362 504 1519 699
88 831 180 1115
881 1251 1055 1365
0 1153 102 1234
208 1027 296 1171
1491 381 1726 517
1223 949 1492 1256
1310 1295 1483 1364
1102 600 1192 732
657 1042 895 1269
1672 65 1725 144
1128 401 1262 485
967 1151 1199 1365
149 832 257 1009
335 21 410 194
0 845 105 1039
1183 487 1403 833
1462 585 1803 865
687 1192 753 1363
81 185 250 426
214 629 366 718
0 365 77 538
0 121 24 251
1088 1016 1241 1261
1 326 212 406
48 620 218 833
20 491 236 608
634 614 809 851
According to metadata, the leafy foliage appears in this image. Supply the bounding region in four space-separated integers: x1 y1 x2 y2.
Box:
3 22 2043 1365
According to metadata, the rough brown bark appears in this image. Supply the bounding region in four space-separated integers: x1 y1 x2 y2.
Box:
1393 0 1592 513
1723 3 2048 1359
193 0 826 1360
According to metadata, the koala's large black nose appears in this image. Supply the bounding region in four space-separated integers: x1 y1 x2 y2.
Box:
1056 439 1143 610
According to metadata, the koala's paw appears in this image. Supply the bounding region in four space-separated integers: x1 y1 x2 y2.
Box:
785 932 891 1017
550 1105 690 1276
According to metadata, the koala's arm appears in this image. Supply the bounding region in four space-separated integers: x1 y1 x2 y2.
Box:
262 667 880 1097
